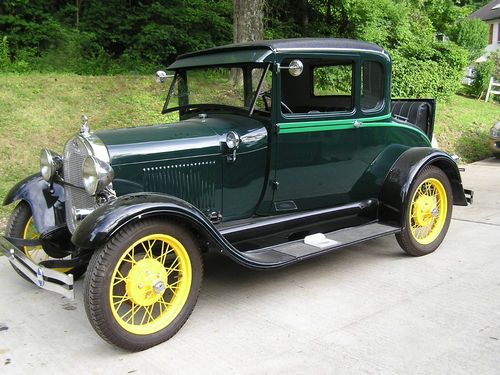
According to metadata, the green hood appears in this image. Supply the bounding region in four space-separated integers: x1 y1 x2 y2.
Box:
96 114 267 166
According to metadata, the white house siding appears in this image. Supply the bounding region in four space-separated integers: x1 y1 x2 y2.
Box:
486 19 500 53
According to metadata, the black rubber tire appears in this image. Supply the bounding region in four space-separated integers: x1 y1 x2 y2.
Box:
83 219 203 351
395 166 453 256
5 201 86 281
5 201 35 282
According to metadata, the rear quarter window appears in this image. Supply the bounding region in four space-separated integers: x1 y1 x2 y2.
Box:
361 61 384 112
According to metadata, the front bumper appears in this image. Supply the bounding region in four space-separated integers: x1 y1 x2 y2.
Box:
0 236 74 299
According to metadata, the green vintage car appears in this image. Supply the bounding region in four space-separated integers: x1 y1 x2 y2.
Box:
1 38 472 351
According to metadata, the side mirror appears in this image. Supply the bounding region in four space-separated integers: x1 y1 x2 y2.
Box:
279 59 304 77
155 70 174 83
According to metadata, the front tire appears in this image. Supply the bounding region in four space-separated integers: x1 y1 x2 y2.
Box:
84 219 203 351
396 166 453 256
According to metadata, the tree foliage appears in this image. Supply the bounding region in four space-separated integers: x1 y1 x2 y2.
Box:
452 18 488 61
265 0 474 100
0 0 232 73
0 0 487 100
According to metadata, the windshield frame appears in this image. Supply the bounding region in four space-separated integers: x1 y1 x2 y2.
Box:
161 63 272 116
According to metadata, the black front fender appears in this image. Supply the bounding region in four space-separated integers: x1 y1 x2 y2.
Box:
71 193 282 269
379 147 467 227
3 173 66 233
71 193 211 249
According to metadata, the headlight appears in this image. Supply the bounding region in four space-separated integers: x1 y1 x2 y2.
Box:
226 131 241 149
40 149 63 182
83 156 114 196
490 124 500 138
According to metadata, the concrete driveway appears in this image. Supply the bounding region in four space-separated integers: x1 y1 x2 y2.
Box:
1 158 499 374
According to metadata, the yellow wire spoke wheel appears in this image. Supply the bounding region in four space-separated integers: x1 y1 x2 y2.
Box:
109 234 192 335
409 178 447 245
23 217 47 262
84 219 203 351
396 166 453 257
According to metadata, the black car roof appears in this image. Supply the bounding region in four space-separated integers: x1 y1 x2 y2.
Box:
178 38 385 59
168 38 388 70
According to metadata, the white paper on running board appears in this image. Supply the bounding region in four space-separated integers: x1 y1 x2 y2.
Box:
303 233 341 249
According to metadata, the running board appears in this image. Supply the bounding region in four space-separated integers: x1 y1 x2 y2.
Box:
238 223 400 267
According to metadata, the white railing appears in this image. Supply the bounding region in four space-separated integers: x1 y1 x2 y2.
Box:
485 77 500 102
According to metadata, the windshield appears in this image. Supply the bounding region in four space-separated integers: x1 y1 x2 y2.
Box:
163 64 270 114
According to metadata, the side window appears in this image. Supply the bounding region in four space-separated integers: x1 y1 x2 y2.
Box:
311 63 353 112
280 59 354 115
361 61 384 112
313 65 353 98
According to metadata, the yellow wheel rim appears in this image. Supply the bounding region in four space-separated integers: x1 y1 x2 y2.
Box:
23 217 72 273
409 178 448 245
109 234 192 335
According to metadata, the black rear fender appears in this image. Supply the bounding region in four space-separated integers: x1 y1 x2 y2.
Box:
379 147 467 227
3 173 66 233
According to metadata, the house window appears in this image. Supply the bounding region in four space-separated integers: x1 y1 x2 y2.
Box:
489 24 493 44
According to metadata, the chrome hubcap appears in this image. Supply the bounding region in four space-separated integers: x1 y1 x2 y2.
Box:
152 280 166 295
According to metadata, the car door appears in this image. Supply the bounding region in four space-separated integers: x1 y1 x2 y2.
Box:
271 55 401 212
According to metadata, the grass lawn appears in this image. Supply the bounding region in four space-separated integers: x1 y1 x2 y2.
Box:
0 73 171 230
434 95 499 163
0 73 498 230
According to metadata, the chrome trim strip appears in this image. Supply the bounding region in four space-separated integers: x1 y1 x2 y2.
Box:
274 47 390 59
0 236 74 300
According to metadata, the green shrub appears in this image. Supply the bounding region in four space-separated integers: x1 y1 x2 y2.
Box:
390 42 468 101
11 48 37 73
0 36 11 72
347 0 469 101
470 60 494 98
452 18 488 62
491 51 500 80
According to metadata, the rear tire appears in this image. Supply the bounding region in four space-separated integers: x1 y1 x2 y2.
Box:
84 219 203 351
396 166 453 256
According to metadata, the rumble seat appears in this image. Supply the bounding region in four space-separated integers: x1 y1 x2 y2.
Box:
391 100 434 137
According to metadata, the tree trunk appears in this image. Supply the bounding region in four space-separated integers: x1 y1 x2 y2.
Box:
231 0 265 85
233 0 264 44
76 0 84 30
